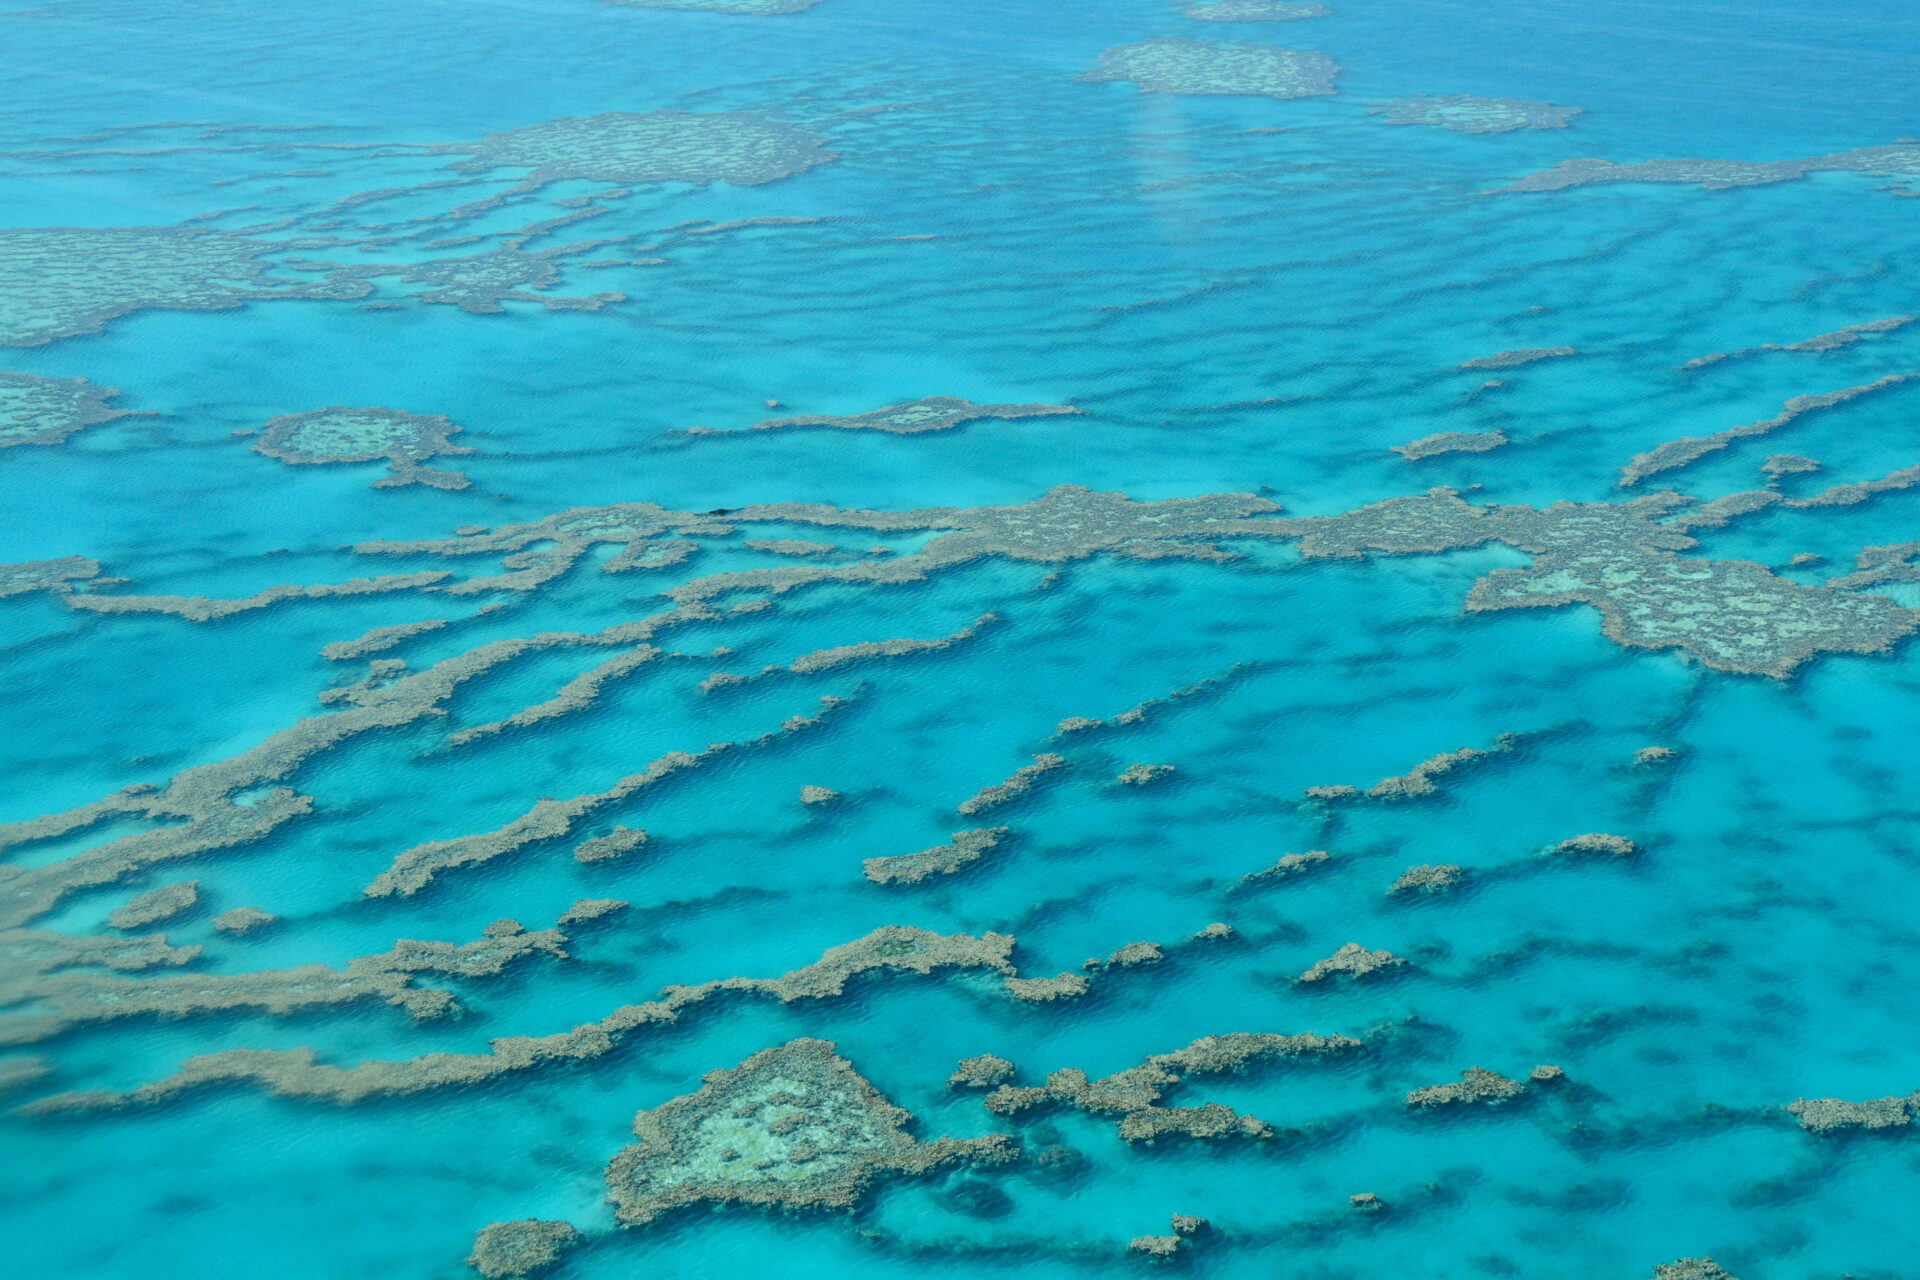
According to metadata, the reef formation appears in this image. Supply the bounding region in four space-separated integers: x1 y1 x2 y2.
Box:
253 405 476 489
1370 95 1579 133
0 225 363 347
1183 0 1331 20
1393 430 1507 460
438 111 835 192
698 396 1081 437
0 372 131 449
1493 143 1920 193
1081 39 1340 99
603 1038 1015 1225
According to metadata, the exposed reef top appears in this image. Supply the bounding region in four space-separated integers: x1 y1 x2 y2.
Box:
0 372 131 449
708 396 1080 436
1298 942 1404 982
466 1220 577 1279
1406 1067 1525 1107
1786 1092 1919 1132
441 111 834 188
1653 1261 1741 1280
1081 38 1340 99
1493 144 1920 193
1183 1 1331 20
1370 95 1579 133
1394 430 1507 460
603 1037 1014 1226
254 406 475 491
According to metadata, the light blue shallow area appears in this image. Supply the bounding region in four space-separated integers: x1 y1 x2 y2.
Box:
5 1 1920 1278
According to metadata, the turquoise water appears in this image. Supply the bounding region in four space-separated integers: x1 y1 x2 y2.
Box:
6 1 1920 1277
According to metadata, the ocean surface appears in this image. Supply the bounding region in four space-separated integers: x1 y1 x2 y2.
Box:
5 1 1920 1277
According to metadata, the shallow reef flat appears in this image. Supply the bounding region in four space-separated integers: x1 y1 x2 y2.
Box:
1081 39 1340 99
0 372 131 449
1494 143 1920 193
0 226 363 346
436 111 835 191
1183 1 1332 20
253 405 475 489
1370 95 1579 133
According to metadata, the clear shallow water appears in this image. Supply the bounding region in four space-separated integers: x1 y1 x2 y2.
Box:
6 1 1920 1277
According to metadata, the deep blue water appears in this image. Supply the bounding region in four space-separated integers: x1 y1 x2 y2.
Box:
6 1 1920 1277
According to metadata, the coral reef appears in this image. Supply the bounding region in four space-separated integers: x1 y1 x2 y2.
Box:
1387 864 1462 896
1240 849 1330 887
440 111 834 191
607 0 824 12
1685 315 1913 367
949 1055 1016 1090
0 371 131 449
0 225 364 347
253 406 476 490
1459 347 1576 370
864 827 1009 885
1363 736 1515 799
1128 1235 1181 1259
20 926 1039 1111
1406 1067 1525 1107
705 396 1080 437
799 785 839 806
981 1031 1358 1144
1653 1260 1740 1280
467 1220 577 1279
958 754 1067 815
1105 941 1165 968
1371 95 1579 133
603 1038 1015 1226
1620 375 1913 486
1275 487 1920 677
1786 1092 1919 1132
1350 1192 1384 1211
700 614 994 693
1185 0 1330 19
212 906 275 935
1171 1214 1208 1236
1081 39 1340 99
0 556 100 600
1763 454 1822 479
574 826 649 863
321 618 448 661
454 648 659 745
1494 144 1920 194
1393 430 1507 460
1633 746 1677 765
1297 943 1405 983
1 912 575 1046
1555 833 1635 857
1529 1064 1565 1083
1116 763 1175 786
106 881 198 930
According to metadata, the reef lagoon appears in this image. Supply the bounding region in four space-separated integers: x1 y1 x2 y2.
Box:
6 1 1920 1277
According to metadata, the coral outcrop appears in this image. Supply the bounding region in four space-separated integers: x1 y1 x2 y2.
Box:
1081 39 1339 98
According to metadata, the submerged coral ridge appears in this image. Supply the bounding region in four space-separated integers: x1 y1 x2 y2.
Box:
1371 96 1578 133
